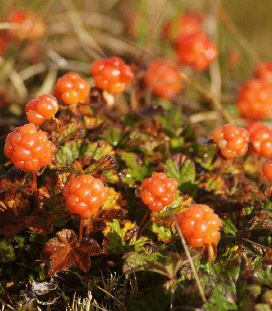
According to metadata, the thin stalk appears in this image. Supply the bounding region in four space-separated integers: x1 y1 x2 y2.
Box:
169 209 207 303
137 208 150 238
32 172 42 209
79 216 84 240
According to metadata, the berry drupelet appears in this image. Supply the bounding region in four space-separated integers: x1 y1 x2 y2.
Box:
174 31 218 71
247 122 272 157
63 175 108 218
4 123 52 172
144 59 183 99
25 94 58 126
54 72 90 105
212 124 249 159
141 172 178 212
176 204 221 248
237 78 272 120
263 160 272 181
90 57 134 94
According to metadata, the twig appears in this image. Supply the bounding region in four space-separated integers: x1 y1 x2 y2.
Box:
169 209 207 303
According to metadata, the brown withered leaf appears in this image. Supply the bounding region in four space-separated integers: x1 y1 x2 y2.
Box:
26 209 54 235
86 187 128 232
83 155 119 183
0 168 36 237
41 229 101 276
262 249 272 267
38 172 69 212
203 241 218 263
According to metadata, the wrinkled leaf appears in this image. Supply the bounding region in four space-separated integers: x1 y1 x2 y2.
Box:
41 229 101 276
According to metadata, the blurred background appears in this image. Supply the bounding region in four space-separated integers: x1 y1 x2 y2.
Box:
0 0 272 119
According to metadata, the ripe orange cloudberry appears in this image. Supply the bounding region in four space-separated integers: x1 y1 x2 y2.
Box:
63 175 108 218
54 72 90 105
176 204 221 248
162 11 205 42
90 56 134 94
4 123 52 172
254 61 272 85
143 59 183 99
25 94 58 126
174 31 218 71
263 160 272 181
141 172 178 212
212 124 249 159
7 10 46 40
247 122 272 157
237 78 272 120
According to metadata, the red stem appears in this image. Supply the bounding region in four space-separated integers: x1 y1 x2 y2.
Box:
32 172 42 209
79 217 84 240
138 208 150 238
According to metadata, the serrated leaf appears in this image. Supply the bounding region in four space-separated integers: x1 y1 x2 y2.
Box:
102 219 148 253
53 121 83 144
165 154 196 194
55 139 115 168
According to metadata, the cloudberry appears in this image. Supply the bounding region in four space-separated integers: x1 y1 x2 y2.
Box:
141 172 178 212
254 61 272 85
4 123 52 172
237 78 272 120
162 11 205 42
143 59 183 99
7 10 46 40
63 175 108 218
247 122 272 157
25 94 58 126
212 124 249 159
54 72 90 105
263 160 272 181
174 31 218 71
176 204 221 248
90 57 134 94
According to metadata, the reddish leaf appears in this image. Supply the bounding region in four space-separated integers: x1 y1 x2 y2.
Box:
0 168 36 237
26 208 54 235
86 188 128 233
41 229 101 276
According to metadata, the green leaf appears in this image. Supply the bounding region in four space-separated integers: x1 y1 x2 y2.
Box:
55 139 115 167
165 155 197 194
150 223 173 242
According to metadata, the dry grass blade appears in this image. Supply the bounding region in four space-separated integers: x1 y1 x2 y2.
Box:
60 0 105 60
36 63 57 96
19 63 47 81
169 209 207 304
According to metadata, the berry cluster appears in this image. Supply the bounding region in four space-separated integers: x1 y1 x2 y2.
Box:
144 59 183 99
176 204 221 248
162 11 205 41
7 10 46 40
4 123 52 172
212 124 249 159
237 79 272 120
141 173 178 212
247 122 272 157
174 32 218 71
25 94 58 126
54 72 90 105
90 57 134 94
63 175 108 218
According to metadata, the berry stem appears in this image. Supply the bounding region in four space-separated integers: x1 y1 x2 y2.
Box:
169 208 207 303
79 216 84 240
137 208 150 237
32 172 42 209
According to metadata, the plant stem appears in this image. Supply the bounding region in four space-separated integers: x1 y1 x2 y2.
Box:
137 208 150 237
169 209 207 303
32 172 42 209
79 217 84 240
